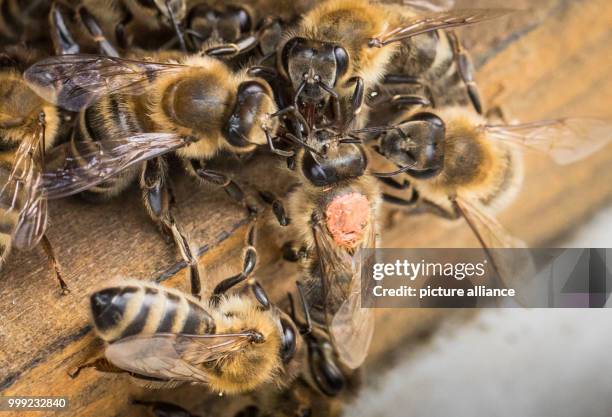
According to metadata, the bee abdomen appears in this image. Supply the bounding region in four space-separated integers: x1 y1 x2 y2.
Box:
90 283 215 342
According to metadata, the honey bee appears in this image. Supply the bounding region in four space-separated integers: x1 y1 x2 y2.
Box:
0 50 69 292
274 0 510 127
68 222 301 393
375 106 612 288
259 123 410 370
25 50 293 296
74 276 300 393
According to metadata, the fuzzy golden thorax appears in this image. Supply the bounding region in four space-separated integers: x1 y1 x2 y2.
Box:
414 107 524 212
147 56 238 160
0 72 60 166
287 0 397 92
205 295 283 394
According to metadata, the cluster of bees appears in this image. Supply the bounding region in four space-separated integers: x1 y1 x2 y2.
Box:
1 0 610 416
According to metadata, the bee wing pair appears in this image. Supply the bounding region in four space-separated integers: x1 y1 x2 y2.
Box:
312 217 378 370
457 118 612 296
24 55 193 199
0 122 47 250
369 8 514 47
105 332 257 383
25 55 185 112
487 118 612 165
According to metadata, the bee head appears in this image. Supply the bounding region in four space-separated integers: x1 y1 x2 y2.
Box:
301 142 367 187
224 80 278 149
279 37 349 108
379 112 446 179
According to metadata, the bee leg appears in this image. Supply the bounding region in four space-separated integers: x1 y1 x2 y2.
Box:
141 159 202 298
448 31 483 115
164 0 187 52
190 160 258 217
68 357 124 379
40 235 69 295
411 198 461 220
383 191 419 206
77 6 120 57
258 191 289 226
49 2 80 55
378 177 411 190
345 76 365 128
211 223 258 303
204 35 259 58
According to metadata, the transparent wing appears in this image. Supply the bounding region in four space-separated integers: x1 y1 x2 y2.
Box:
370 9 513 47
486 118 612 165
312 222 355 317
455 196 535 293
329 217 378 369
402 0 455 12
42 133 191 199
105 332 257 383
24 55 185 111
0 124 47 250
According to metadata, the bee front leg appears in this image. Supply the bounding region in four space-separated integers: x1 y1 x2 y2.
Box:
39 235 69 295
78 6 120 57
190 160 258 217
68 357 124 379
448 31 483 115
141 158 202 298
49 2 80 55
211 223 258 304
258 190 290 226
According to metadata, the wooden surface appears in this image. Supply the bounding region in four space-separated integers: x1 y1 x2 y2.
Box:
1 0 612 416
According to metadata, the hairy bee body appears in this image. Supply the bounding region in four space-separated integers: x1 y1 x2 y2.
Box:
90 280 284 394
66 55 275 199
0 70 59 262
388 106 523 214
287 172 380 323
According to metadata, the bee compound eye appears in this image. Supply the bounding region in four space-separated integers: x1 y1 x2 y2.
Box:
333 45 349 82
281 37 305 76
280 318 297 363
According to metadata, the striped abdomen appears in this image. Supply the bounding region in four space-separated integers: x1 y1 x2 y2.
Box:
90 282 216 343
71 93 146 199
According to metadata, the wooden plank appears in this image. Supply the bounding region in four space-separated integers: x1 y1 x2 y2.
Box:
1 0 612 416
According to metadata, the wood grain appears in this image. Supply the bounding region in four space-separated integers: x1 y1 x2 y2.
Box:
1 0 611 416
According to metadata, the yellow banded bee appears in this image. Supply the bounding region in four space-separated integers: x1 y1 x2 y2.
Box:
273 0 509 128
375 106 612 288
0 50 68 292
71 224 347 397
24 49 296 296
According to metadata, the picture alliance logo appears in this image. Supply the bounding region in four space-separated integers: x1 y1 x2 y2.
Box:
371 259 489 281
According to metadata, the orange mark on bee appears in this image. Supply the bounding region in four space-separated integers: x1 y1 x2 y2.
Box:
325 193 369 249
